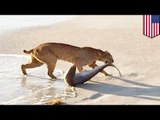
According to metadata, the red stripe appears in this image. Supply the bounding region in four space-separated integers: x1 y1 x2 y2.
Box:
150 15 152 37
146 15 150 36
154 23 156 37
154 23 155 37
159 22 160 35
152 23 154 38
156 23 158 36
147 15 148 36
143 15 145 34
158 23 159 35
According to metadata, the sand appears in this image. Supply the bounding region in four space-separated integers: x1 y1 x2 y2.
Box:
1 15 160 104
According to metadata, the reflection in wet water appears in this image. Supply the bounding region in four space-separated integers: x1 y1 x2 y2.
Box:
0 55 77 105
19 76 77 104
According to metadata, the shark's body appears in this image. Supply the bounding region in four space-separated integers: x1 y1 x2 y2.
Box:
64 63 122 86
64 64 110 86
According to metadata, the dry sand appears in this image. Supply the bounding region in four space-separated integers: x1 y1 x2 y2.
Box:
1 15 160 104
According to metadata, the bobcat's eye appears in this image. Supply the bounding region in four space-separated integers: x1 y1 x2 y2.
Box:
105 61 108 64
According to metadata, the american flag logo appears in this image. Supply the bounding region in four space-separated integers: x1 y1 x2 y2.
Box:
143 15 160 38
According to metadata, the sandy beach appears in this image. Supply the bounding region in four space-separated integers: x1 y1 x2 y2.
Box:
1 15 160 104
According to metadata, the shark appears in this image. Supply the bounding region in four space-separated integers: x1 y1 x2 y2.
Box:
64 63 122 86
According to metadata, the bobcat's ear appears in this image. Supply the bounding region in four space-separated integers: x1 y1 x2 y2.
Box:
105 50 109 53
105 50 110 55
98 52 102 56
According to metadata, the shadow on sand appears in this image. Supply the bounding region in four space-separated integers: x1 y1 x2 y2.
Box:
76 75 160 101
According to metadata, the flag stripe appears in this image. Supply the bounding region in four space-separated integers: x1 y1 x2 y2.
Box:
157 23 159 35
150 15 151 37
155 23 156 37
144 15 146 35
152 23 154 37
147 15 150 37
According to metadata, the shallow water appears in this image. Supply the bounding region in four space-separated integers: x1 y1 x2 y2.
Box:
0 54 76 105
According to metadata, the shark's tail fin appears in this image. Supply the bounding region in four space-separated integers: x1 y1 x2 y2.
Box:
23 49 33 54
